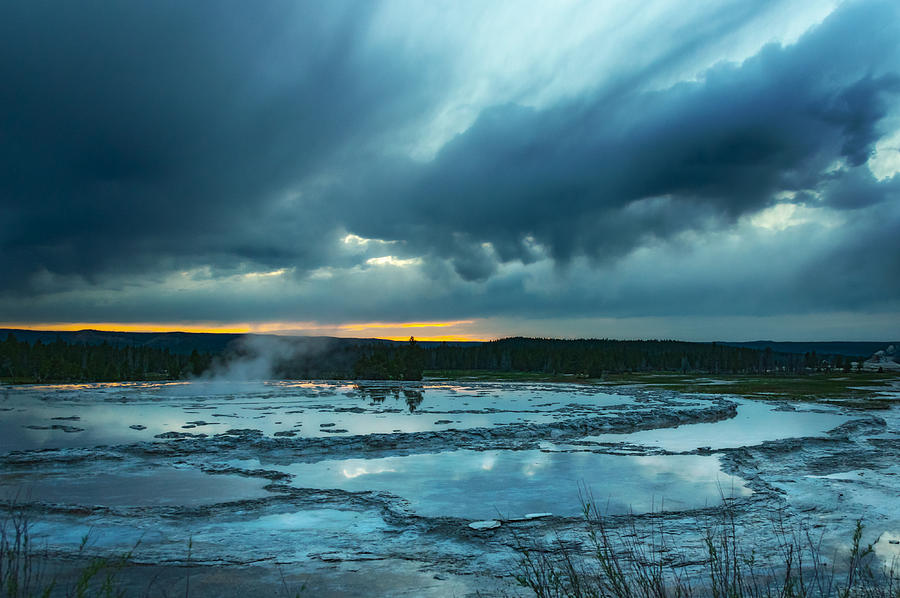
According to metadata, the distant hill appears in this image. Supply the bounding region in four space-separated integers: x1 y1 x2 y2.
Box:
718 341 895 359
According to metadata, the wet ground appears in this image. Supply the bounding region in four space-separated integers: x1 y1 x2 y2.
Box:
1 379 898 596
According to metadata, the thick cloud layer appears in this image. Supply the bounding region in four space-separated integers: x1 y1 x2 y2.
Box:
346 0 899 276
0 1 435 285
1 0 898 337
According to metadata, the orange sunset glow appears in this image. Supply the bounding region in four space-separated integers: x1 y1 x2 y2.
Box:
0 320 489 341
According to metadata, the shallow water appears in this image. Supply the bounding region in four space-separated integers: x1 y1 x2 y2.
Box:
582 399 848 451
3 378 893 594
26 506 409 564
231 450 750 518
0 380 639 452
0 467 272 506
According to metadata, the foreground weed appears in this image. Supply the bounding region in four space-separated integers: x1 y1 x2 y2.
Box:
514 493 900 598
1 502 55 598
1 501 144 598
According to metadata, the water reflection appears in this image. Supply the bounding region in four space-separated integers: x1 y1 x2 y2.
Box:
2 380 638 451
236 450 751 519
353 385 424 412
584 400 848 451
402 389 424 412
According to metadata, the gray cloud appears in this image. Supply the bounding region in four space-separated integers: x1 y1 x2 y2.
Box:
345 0 899 278
0 0 898 335
0 0 438 289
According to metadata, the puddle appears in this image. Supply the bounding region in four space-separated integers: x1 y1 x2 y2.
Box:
233 508 387 536
28 520 152 550
233 450 750 519
0 467 273 506
19 507 394 561
582 400 848 452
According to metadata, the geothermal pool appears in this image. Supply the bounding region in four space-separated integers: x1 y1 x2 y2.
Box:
0 380 646 451
1 379 896 597
228 451 750 518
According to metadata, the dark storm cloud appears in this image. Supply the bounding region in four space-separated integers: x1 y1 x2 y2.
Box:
1 0 898 327
818 166 900 210
344 0 900 280
0 0 437 290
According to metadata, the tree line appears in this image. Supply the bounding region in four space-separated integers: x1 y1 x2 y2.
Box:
0 333 211 383
423 337 863 376
0 333 866 384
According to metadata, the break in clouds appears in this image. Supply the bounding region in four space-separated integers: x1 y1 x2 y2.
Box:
1 0 898 334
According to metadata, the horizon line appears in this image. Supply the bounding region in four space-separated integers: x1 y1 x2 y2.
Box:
1 325 896 345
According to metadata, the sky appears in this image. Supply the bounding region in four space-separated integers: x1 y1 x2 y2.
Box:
1 0 898 341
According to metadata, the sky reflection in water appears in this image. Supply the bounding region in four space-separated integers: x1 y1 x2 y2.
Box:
234 450 750 519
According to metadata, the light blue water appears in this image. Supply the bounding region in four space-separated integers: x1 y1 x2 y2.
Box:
582 400 848 451
231 450 750 519
0 380 639 451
